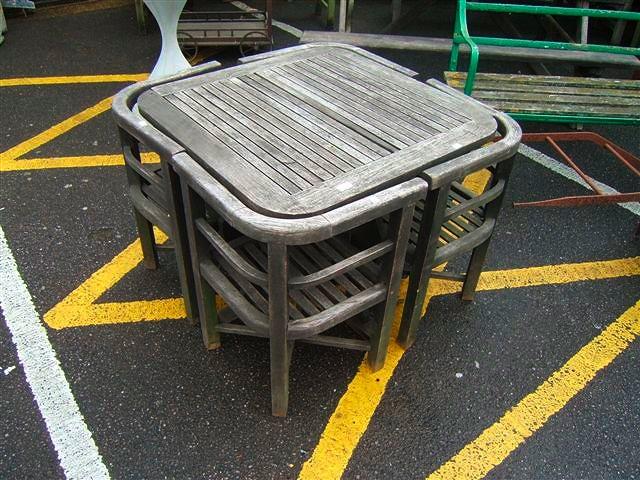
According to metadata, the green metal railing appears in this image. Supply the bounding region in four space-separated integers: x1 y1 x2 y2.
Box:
449 0 640 95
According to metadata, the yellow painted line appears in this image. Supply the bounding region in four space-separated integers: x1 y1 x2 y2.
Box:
299 256 639 479
476 256 640 292
0 152 160 172
299 255 639 479
43 229 185 329
36 0 133 17
427 298 640 480
0 74 148 87
298 170 487 480
0 97 113 166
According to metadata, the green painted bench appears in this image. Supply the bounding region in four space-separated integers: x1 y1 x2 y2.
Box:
445 0 640 125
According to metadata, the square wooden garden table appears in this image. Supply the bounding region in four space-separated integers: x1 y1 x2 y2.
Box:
136 44 498 219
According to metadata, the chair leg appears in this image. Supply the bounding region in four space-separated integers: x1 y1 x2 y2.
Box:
199 280 221 350
167 162 199 323
397 187 449 349
368 206 414 371
270 336 291 417
268 242 289 417
134 209 159 270
461 237 491 301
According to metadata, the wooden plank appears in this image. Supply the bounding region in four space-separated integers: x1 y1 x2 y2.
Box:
470 89 640 107
446 78 640 99
257 69 404 151
282 62 438 140
202 83 356 175
474 98 639 118
223 78 368 168
185 87 336 184
268 65 421 147
239 75 389 160
313 56 467 130
300 31 640 67
292 60 446 136
445 71 640 90
166 95 312 193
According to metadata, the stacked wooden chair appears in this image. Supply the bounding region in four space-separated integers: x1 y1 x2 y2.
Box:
171 152 427 415
112 61 222 320
397 81 521 348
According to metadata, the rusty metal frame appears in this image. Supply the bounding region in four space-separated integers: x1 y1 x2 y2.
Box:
515 131 640 207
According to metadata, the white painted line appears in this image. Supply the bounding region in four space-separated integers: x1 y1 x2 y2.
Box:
519 143 640 217
229 0 303 38
0 225 110 480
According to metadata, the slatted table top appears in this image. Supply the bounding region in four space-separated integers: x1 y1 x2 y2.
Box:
139 44 497 218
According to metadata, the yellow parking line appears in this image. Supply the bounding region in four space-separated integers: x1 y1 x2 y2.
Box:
43 228 180 329
427 298 640 480
0 152 160 172
298 257 639 480
0 74 148 87
0 97 113 166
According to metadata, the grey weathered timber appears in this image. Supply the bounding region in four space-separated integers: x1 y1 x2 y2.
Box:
112 45 507 415
397 81 522 349
112 60 223 322
137 44 497 219
173 151 426 415
445 72 640 123
299 31 640 67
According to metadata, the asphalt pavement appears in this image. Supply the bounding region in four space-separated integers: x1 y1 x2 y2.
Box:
0 1 638 479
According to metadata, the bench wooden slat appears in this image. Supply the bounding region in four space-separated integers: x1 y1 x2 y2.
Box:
446 78 640 99
475 99 639 118
446 71 640 90
468 90 640 107
444 71 640 120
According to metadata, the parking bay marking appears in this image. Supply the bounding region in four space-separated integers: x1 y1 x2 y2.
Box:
0 74 147 88
297 256 640 480
0 225 111 479
426 298 640 480
2 152 160 172
0 96 114 170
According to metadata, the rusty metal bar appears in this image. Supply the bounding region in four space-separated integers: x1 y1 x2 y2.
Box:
514 192 640 208
517 131 639 208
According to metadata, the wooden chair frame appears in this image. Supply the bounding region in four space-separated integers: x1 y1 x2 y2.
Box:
112 61 222 321
397 81 521 348
171 152 427 416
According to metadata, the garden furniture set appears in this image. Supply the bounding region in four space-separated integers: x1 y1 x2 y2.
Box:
112 43 521 416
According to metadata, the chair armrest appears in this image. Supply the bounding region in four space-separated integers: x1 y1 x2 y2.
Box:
420 84 521 189
111 60 222 157
171 152 427 245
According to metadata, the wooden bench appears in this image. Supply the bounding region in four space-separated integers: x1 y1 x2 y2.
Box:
445 0 640 125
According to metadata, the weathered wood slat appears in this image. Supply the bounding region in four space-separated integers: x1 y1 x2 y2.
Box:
287 61 443 138
186 87 336 184
238 75 388 161
444 72 640 119
310 57 457 132
445 71 640 89
222 78 367 169
446 78 640 99
300 31 640 67
202 82 359 174
163 93 306 194
467 89 640 107
317 55 471 128
476 99 639 117
268 65 420 147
